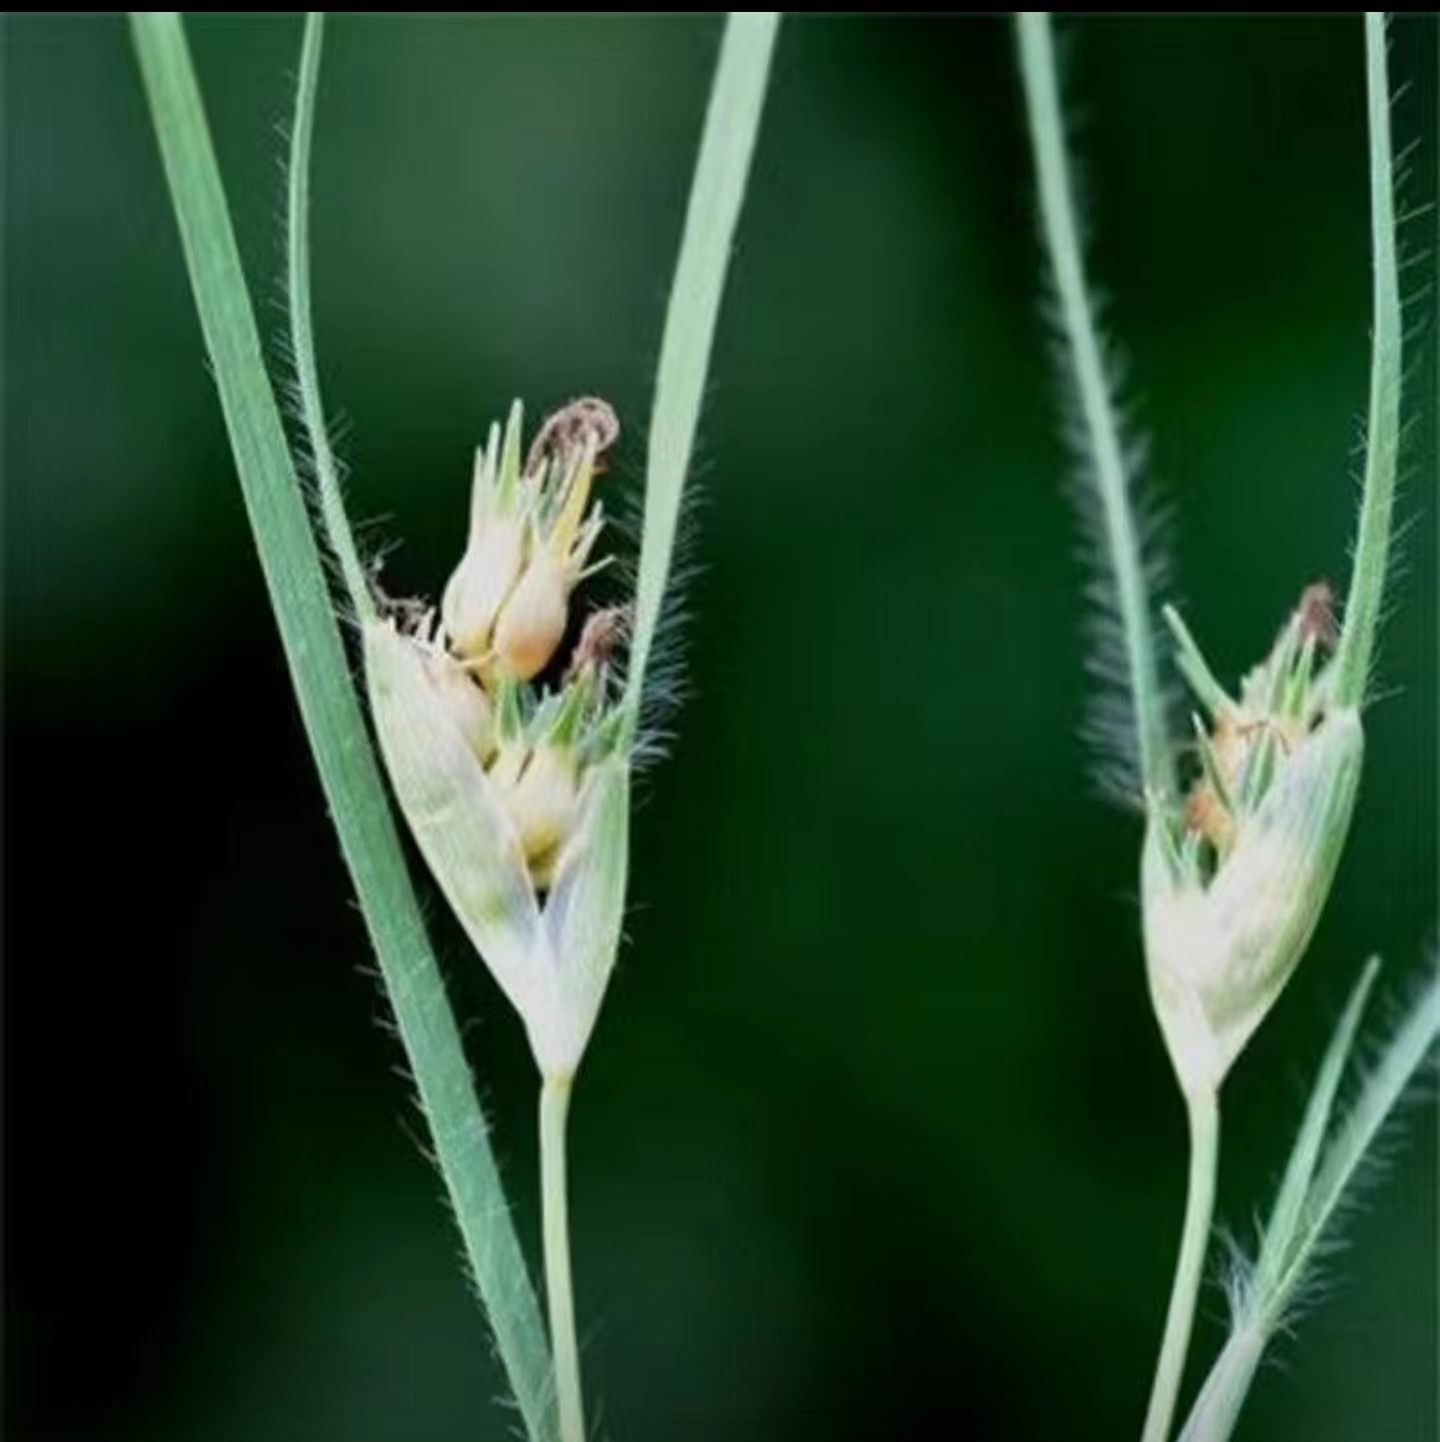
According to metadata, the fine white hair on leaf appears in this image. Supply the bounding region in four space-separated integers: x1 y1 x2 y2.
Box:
617 12 778 763
1054 319 1181 811
270 87 382 642
1019 14 1179 814
1178 955 1440 1442
269 322 374 640
612 449 708 774
1332 12 1407 710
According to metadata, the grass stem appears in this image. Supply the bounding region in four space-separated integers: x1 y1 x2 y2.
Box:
1141 1089 1220 1442
540 1076 583 1442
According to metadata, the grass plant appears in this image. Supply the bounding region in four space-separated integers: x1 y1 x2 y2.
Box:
1017 12 1437 1441
131 13 778 1439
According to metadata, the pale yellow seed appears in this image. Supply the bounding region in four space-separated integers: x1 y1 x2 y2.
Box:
492 549 569 681
500 744 582 884
423 650 497 765
442 516 528 661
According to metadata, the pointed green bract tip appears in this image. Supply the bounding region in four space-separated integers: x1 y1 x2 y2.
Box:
497 398 524 503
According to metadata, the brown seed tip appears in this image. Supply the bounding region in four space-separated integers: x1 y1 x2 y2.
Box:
525 397 620 479
567 606 631 680
367 560 433 638
1185 779 1235 853
1296 580 1339 652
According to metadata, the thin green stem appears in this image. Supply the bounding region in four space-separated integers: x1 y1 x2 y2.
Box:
288 11 373 621
130 15 555 1439
1017 12 1176 806
1333 12 1402 707
1141 1090 1220 1442
541 1076 583 1442
620 10 780 740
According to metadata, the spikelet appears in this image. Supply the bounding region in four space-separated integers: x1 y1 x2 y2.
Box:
443 399 613 685
366 399 628 1080
1142 587 1364 1096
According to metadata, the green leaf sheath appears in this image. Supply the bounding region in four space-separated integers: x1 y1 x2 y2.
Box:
128 15 556 1439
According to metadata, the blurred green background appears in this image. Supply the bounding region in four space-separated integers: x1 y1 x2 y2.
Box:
5 13 1436 1441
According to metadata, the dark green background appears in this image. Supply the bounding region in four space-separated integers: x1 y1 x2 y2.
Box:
6 13 1436 1441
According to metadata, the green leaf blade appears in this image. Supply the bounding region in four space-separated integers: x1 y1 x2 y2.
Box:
129 15 557 1438
622 11 780 734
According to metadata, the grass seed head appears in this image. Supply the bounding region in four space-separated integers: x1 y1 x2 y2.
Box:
365 399 632 1079
1144 586 1365 1096
442 398 616 683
